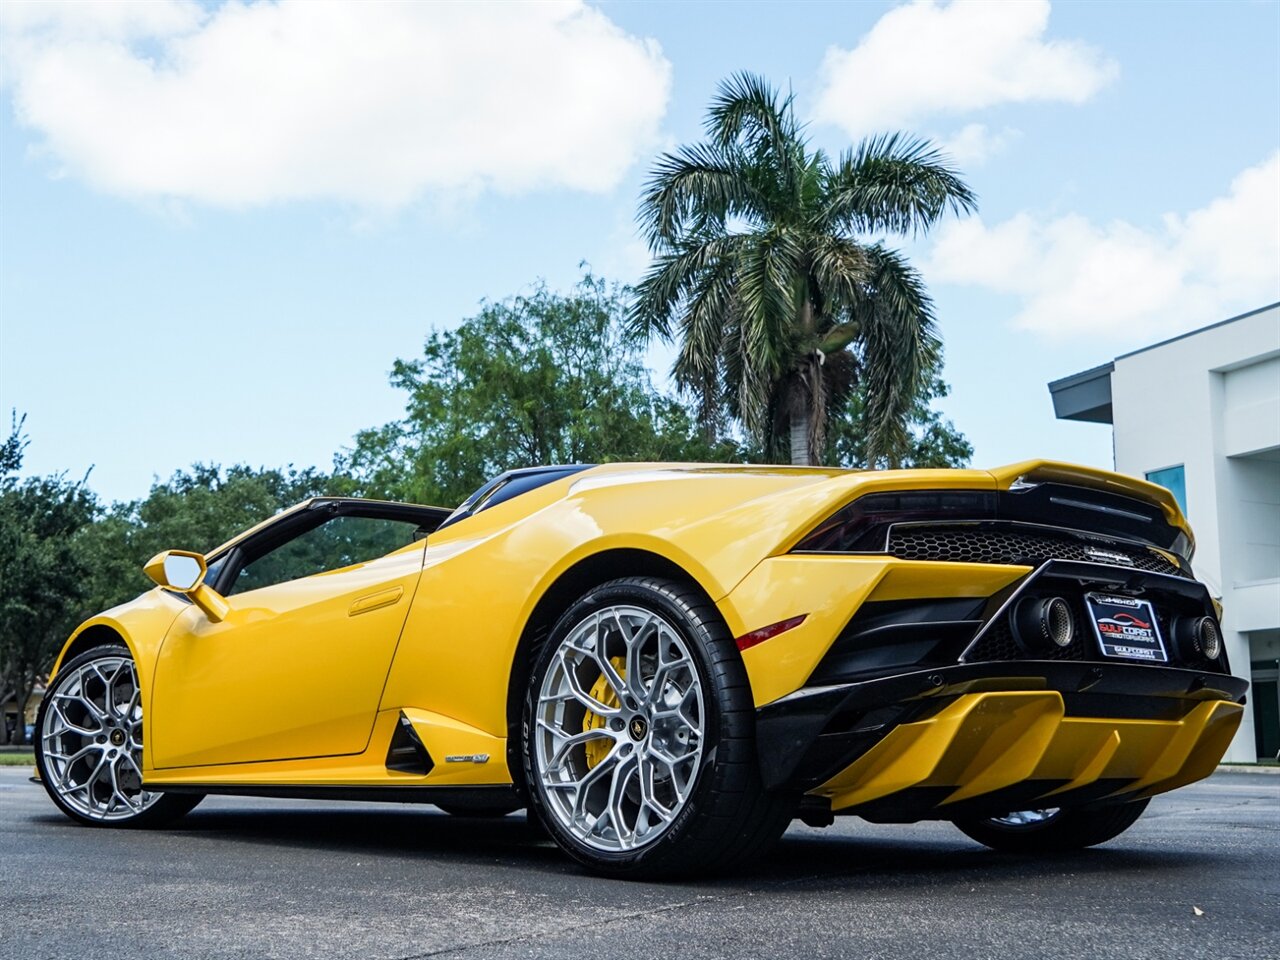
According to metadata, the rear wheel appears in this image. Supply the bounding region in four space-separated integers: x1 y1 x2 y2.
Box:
952 799 1150 853
36 644 202 828
522 577 794 879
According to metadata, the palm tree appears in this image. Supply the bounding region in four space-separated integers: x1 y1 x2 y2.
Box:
629 73 976 466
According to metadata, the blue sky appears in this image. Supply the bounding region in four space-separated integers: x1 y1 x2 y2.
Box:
1 0 1277 503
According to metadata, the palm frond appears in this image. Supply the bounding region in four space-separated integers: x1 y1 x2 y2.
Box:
628 233 742 340
736 348 779 443
705 72 808 218
705 72 798 156
854 245 941 466
735 229 803 382
637 142 761 247
671 246 744 435
810 234 871 327
823 133 976 237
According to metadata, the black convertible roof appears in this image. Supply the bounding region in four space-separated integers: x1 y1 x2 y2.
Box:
437 464 595 530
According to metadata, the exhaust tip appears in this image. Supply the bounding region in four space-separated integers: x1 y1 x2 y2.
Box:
1193 616 1222 660
1014 596 1075 652
1041 597 1075 648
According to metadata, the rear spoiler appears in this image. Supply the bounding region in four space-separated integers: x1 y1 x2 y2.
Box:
988 460 1192 550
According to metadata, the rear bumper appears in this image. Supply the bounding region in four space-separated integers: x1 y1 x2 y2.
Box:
758 661 1247 820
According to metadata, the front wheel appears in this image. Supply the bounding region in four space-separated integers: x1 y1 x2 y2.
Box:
35 644 202 828
952 799 1150 853
522 577 794 879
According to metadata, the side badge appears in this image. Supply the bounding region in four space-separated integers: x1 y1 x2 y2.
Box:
444 754 490 764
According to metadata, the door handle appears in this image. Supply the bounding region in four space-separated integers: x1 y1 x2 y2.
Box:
349 586 404 616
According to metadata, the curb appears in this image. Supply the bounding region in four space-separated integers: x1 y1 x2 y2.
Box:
1217 763 1280 775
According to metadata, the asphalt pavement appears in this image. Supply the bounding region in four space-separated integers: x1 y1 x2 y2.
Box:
2 766 1276 960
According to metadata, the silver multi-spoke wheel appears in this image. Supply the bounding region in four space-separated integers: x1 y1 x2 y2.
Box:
40 655 160 822
526 579 795 878
987 808 1060 828
534 604 705 853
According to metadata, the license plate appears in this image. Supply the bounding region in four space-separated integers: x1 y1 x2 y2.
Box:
1086 593 1168 663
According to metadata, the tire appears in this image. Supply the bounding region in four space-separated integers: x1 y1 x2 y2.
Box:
435 801 523 818
522 576 794 879
35 644 203 828
952 799 1151 853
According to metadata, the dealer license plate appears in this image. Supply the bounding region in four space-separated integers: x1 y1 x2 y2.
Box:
1086 593 1168 663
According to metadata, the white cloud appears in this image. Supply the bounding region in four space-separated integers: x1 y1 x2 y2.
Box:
937 123 1018 165
813 0 1117 135
0 0 671 209
927 152 1280 340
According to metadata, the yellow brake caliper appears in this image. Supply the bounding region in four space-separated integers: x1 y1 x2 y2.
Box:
583 656 626 769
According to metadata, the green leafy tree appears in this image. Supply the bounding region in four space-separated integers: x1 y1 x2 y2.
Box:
340 274 741 507
826 355 973 469
0 414 98 744
630 72 975 467
78 464 340 615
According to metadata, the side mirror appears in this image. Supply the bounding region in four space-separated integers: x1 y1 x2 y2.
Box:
144 550 229 623
144 550 206 591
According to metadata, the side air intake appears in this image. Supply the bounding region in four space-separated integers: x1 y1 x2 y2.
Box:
385 712 434 775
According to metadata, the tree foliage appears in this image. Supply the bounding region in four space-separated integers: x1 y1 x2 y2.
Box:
78 464 340 616
826 354 973 469
339 274 742 507
0 414 97 744
630 73 975 466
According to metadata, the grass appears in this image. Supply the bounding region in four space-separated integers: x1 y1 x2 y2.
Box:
0 753 35 766
1221 760 1280 768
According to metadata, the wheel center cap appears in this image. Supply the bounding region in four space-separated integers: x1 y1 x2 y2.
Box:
628 716 648 741
109 729 126 747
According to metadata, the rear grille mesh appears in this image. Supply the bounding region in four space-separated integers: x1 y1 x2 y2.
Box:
887 526 1181 576
965 601 1090 663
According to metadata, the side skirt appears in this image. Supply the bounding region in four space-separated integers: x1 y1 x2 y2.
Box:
154 783 522 806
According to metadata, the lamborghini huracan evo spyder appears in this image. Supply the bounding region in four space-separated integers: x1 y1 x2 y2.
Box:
36 461 1247 878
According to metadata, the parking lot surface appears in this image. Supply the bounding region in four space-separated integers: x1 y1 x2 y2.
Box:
2 766 1276 959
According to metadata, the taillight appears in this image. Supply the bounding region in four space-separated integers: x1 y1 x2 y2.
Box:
792 490 997 553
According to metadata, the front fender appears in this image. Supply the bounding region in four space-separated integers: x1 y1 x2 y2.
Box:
50 590 192 755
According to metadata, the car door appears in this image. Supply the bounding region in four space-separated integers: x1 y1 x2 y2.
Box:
150 503 436 769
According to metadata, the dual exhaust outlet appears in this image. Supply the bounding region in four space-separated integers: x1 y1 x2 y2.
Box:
1011 595 1221 661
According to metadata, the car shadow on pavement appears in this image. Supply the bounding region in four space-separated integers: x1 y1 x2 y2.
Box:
57 803 1230 889
758 831 1224 888
160 805 569 868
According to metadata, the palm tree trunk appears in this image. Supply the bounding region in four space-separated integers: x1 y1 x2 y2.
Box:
786 351 827 467
788 406 809 465
807 350 827 467
787 298 822 466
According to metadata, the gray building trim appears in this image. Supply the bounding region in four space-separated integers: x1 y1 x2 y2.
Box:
1048 362 1114 423
1048 303 1279 424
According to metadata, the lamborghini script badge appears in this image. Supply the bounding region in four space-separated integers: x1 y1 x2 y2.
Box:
1084 547 1134 566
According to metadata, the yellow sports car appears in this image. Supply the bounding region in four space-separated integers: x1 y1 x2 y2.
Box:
36 461 1246 877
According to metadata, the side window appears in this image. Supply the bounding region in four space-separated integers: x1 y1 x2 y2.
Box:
230 515 420 595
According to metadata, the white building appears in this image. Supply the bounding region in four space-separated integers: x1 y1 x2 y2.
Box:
1049 303 1280 762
